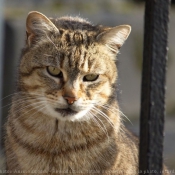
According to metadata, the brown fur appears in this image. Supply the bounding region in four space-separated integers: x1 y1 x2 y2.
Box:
5 11 168 175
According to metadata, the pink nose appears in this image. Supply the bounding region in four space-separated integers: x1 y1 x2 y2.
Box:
63 96 77 105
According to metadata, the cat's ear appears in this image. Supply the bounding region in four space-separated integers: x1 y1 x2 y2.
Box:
26 11 59 46
97 25 131 54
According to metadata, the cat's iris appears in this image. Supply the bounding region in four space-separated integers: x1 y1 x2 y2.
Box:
83 74 99 82
47 66 63 78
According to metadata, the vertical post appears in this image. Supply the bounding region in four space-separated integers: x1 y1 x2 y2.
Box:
1 21 16 148
0 0 4 150
139 0 170 174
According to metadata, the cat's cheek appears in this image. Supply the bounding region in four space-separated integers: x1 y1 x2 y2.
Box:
21 75 44 93
46 96 67 109
95 83 113 103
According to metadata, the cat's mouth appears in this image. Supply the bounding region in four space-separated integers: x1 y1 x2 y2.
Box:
55 108 78 117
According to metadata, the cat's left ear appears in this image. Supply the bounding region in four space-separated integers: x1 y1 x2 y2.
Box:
97 25 131 54
26 11 59 46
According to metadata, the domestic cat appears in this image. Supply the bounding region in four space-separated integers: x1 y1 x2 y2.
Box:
5 11 168 175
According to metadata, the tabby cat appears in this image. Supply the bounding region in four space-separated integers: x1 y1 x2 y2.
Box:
5 11 168 175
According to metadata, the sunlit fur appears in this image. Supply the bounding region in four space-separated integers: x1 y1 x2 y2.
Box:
4 11 170 175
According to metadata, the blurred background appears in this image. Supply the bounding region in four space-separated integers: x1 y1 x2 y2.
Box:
0 0 175 172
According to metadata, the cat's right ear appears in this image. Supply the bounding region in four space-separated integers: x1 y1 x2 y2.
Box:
26 11 59 46
96 25 131 54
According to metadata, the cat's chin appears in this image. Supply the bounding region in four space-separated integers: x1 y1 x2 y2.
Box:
55 108 78 117
47 107 90 122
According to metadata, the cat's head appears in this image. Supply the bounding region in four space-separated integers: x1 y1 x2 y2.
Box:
19 11 131 121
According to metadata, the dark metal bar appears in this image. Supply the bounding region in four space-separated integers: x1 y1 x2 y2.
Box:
0 0 4 151
1 22 16 150
139 0 170 174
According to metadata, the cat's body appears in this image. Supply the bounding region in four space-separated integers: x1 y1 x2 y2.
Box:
4 11 167 175
6 99 138 174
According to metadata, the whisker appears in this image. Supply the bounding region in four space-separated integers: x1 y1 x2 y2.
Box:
96 104 127 133
93 101 132 125
1 91 44 100
1 93 16 102
13 101 46 117
14 104 47 123
1 96 45 109
91 106 115 128
102 104 133 125
24 104 46 119
88 111 109 142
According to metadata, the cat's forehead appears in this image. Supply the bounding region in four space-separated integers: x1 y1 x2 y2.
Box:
50 17 103 46
46 43 108 75
43 28 107 73
58 29 96 48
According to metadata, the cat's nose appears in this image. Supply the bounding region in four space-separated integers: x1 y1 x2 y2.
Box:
63 96 77 105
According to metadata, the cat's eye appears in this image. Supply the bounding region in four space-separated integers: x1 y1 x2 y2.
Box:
47 66 63 78
83 74 99 82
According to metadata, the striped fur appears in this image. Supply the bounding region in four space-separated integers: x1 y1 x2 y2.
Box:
5 11 144 175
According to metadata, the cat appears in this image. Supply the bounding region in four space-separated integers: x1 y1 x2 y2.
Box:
4 11 168 175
